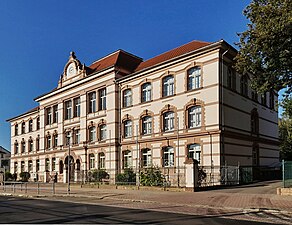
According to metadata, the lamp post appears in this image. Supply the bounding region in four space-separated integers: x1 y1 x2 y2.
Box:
83 141 88 184
67 133 71 195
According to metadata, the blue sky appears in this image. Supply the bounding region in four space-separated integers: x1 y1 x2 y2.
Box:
0 0 253 150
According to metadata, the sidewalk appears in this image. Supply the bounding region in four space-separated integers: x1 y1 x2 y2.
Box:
1 180 292 213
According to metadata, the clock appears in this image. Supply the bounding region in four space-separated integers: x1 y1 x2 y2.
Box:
66 64 76 77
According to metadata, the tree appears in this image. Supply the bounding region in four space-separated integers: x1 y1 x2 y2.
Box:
235 0 292 94
116 168 136 185
19 172 30 182
140 166 165 186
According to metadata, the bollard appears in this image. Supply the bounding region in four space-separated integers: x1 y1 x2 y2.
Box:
25 183 27 194
13 183 15 193
21 183 22 191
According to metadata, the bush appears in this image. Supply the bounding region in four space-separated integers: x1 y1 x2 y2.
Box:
88 169 109 182
12 173 17 181
116 168 136 185
140 166 165 186
19 172 30 182
4 172 13 181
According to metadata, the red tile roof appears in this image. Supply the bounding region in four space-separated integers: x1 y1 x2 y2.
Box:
88 51 120 73
135 40 212 72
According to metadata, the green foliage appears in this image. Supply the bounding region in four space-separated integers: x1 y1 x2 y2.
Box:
235 0 292 94
12 173 17 181
88 169 109 182
4 172 13 181
140 166 165 186
279 118 292 160
116 168 136 184
19 172 30 182
197 168 207 186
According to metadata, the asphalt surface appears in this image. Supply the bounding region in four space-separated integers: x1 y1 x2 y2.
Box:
0 195 280 224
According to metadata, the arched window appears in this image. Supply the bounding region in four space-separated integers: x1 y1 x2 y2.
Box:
21 122 26 134
123 89 132 107
46 134 51 149
14 141 19 154
89 153 95 169
142 116 152 135
36 136 40 151
15 124 18 136
28 138 33 152
240 75 248 96
187 144 201 163
59 160 63 174
187 67 201 90
28 160 33 172
261 93 267 105
76 159 81 171
123 150 132 168
98 152 105 169
29 119 33 132
163 146 174 167
162 75 174 97
36 117 40 130
141 148 152 167
53 133 58 148
251 109 259 134
124 120 132 138
141 83 152 102
188 106 201 128
21 139 26 153
163 111 174 132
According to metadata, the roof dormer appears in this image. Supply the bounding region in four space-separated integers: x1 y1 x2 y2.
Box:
58 51 87 88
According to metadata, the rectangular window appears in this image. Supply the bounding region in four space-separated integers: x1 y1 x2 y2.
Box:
21 141 26 153
74 97 81 117
89 127 96 142
47 135 51 149
65 100 72 120
123 89 132 107
162 76 174 97
100 125 107 141
21 161 25 172
124 120 132 138
123 151 132 168
163 112 174 131
53 134 58 147
45 158 50 171
188 144 201 163
36 138 40 151
65 132 72 146
163 147 174 167
141 83 151 102
188 106 202 128
88 92 96 113
46 107 52 125
74 129 80 144
142 149 152 167
52 158 56 171
53 105 58 123
99 88 106 110
99 153 105 169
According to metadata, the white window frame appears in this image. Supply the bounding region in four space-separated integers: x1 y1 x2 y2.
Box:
163 111 174 132
89 127 96 142
142 148 152 167
100 124 107 141
188 144 201 163
89 154 95 169
89 92 96 113
188 106 201 128
188 67 201 90
123 150 132 168
74 97 81 117
163 147 174 167
142 83 151 102
99 152 105 169
123 89 132 107
99 88 106 110
162 75 174 97
142 116 152 135
124 120 132 138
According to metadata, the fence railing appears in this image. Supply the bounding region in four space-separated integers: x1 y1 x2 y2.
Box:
2 182 61 195
283 160 292 188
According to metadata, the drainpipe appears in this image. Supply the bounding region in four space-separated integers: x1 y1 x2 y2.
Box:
221 48 229 166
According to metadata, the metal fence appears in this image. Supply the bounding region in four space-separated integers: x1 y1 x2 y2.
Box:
283 160 292 188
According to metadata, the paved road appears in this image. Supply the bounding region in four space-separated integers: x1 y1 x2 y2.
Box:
0 196 280 224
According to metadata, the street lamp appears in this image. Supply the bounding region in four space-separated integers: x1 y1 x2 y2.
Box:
83 141 88 184
67 132 71 195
